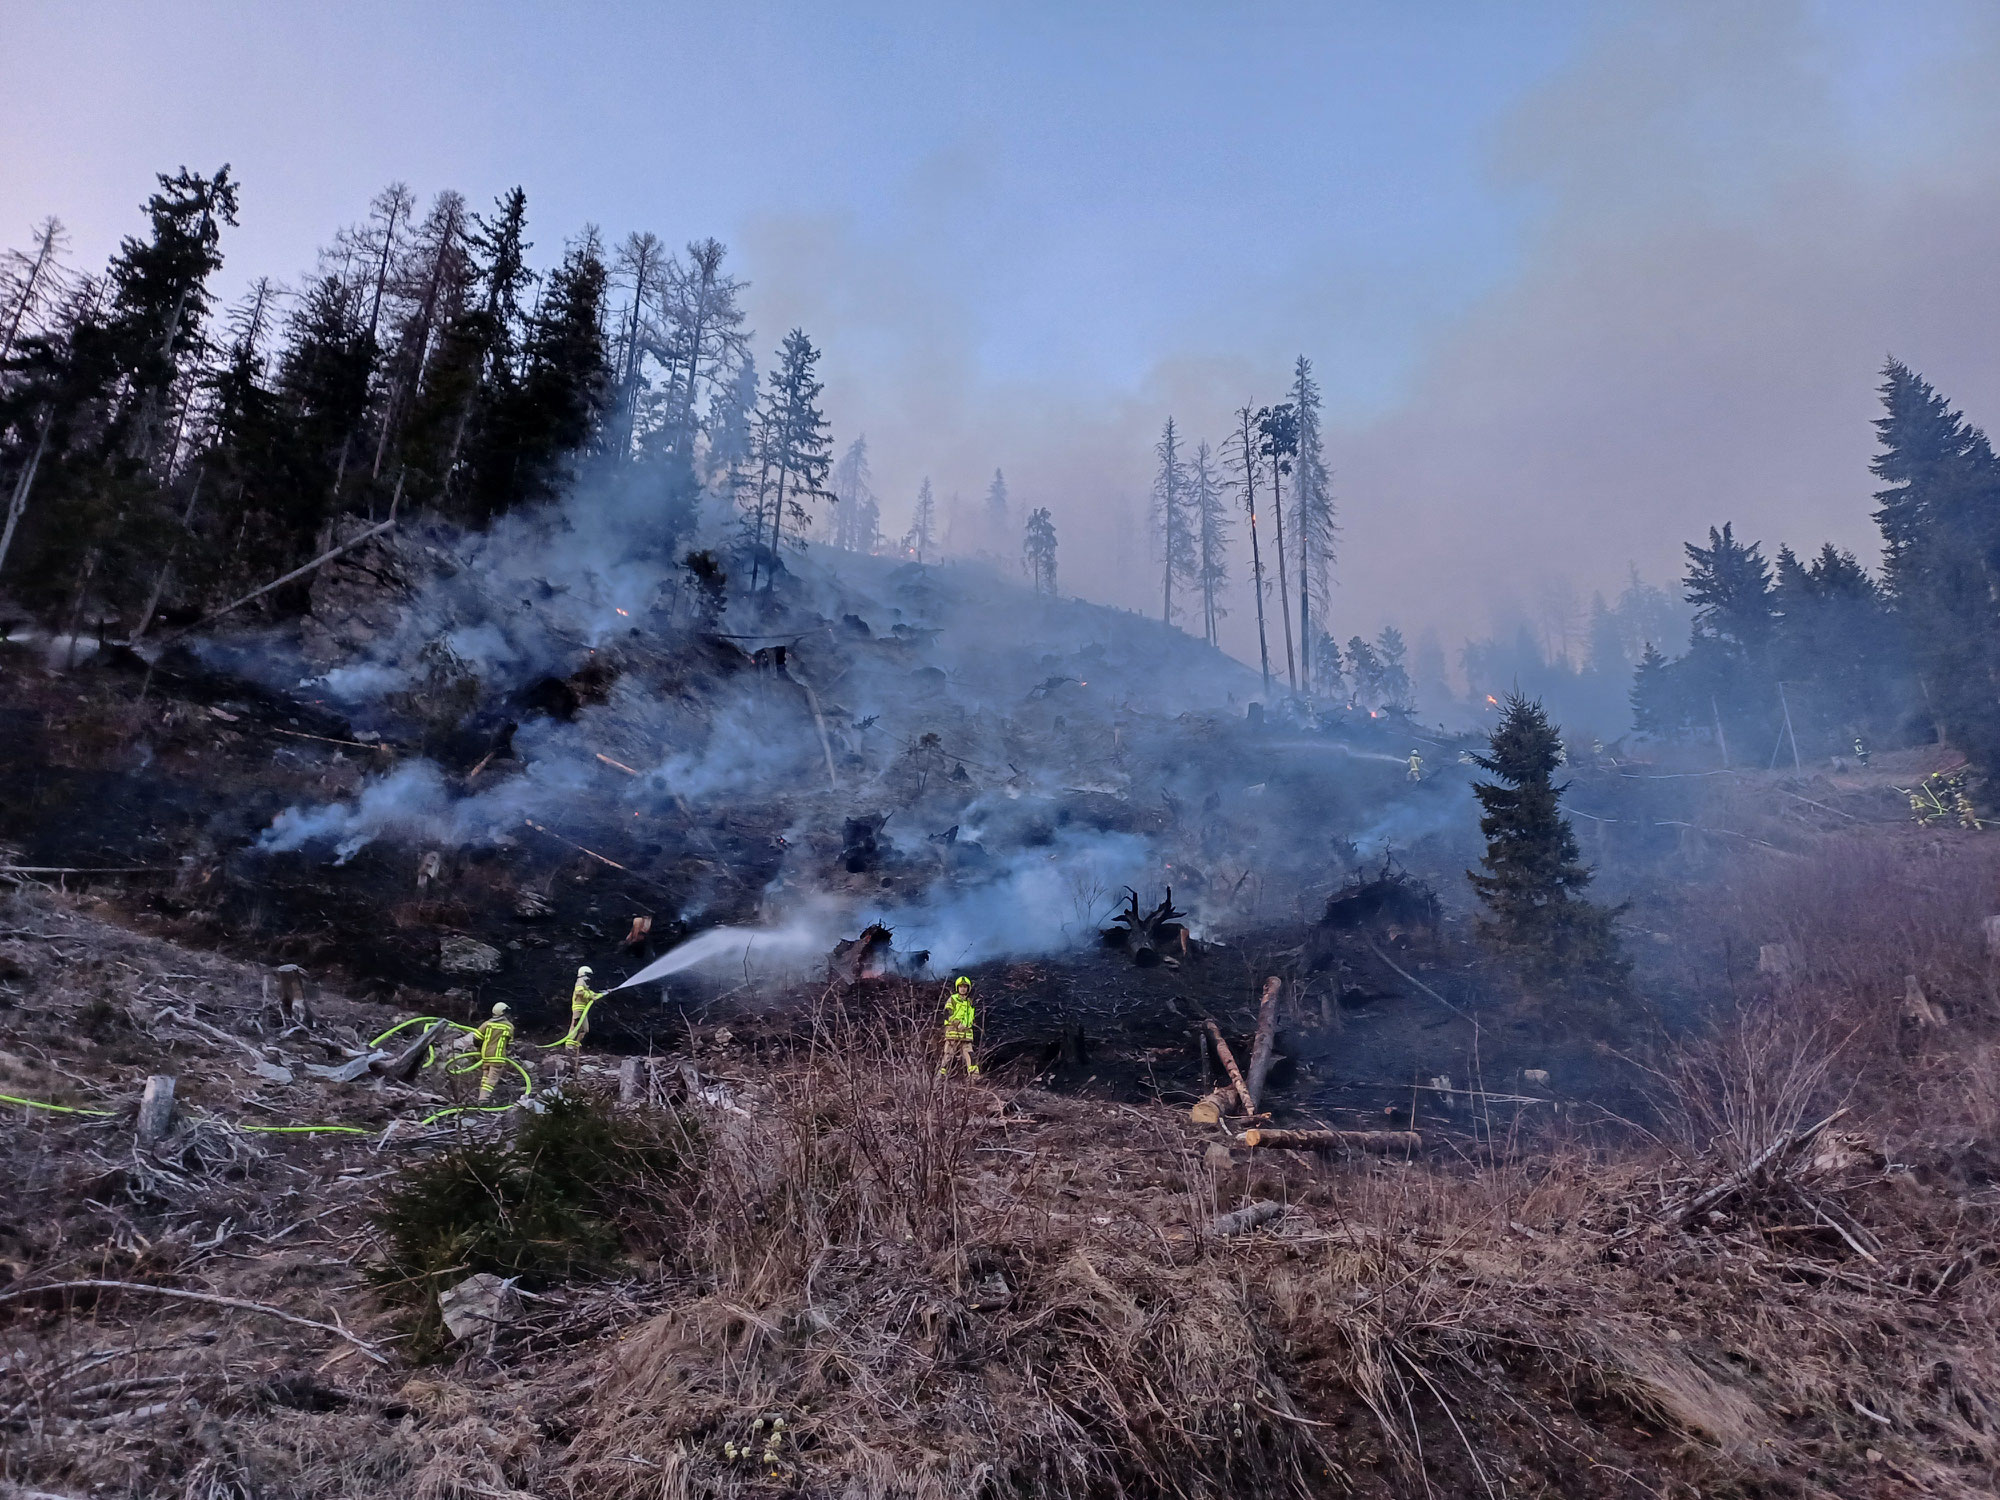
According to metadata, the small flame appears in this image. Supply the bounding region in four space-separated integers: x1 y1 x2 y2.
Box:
615 608 629 617
1485 695 1499 706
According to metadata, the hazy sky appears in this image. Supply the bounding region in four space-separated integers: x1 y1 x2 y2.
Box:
6 1 1999 667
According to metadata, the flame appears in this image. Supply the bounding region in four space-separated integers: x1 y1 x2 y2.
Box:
615 607 629 617
1485 695 1499 706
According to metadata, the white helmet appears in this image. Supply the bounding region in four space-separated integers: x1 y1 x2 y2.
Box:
491 1002 510 1016
577 965 593 977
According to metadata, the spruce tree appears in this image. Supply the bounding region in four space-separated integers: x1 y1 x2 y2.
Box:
1151 418 1195 626
1189 438 1230 646
746 328 832 589
1629 643 1674 734
1290 356 1336 692
904 477 937 563
1022 506 1057 594
1468 693 1624 984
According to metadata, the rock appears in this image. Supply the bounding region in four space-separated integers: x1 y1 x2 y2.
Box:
439 935 502 975
252 1060 294 1085
438 1272 520 1344
1522 1069 1551 1086
514 891 553 920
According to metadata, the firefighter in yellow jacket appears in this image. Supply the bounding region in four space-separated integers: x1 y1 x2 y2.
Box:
475 1003 515 1100
564 965 605 1053
940 976 979 1078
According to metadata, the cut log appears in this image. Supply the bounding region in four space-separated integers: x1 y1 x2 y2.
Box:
1210 1199 1284 1237
1245 976 1282 1112
136 1075 175 1145
1240 1128 1421 1155
1189 1088 1235 1125
372 1017 453 1084
1202 1019 1253 1114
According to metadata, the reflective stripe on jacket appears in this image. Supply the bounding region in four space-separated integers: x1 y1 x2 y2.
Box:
570 978 603 1016
478 1019 515 1064
944 994 975 1041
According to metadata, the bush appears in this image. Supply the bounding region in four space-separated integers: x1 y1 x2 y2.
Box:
371 1090 695 1349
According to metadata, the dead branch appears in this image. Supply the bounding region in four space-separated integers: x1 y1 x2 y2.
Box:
371 1017 452 1084
0 1280 389 1364
1240 1128 1422 1155
1671 1106 1851 1227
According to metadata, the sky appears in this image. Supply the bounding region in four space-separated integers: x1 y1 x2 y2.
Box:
5 0 1999 673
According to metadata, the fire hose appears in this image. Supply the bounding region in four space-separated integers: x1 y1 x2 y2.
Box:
1 1014 538 1132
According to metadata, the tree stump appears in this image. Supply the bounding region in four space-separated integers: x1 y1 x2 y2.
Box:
136 1075 175 1145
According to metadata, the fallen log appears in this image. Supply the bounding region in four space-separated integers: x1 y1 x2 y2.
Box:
1240 1128 1421 1155
372 1018 453 1084
1188 1088 1236 1126
1201 1019 1253 1115
157 509 398 643
1245 976 1282 1113
1210 1200 1284 1238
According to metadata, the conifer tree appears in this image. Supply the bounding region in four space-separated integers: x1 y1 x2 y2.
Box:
1870 360 2000 775
1375 625 1411 709
1629 643 1674 734
1290 356 1336 691
747 328 832 589
1023 506 1057 594
1225 403 1272 692
1258 402 1299 689
827 435 879 552
904 477 937 563
1189 438 1229 646
1151 418 1196 627
1468 694 1624 983
983 468 1010 551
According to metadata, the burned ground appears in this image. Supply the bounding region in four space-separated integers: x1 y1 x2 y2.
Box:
6 523 2000 1496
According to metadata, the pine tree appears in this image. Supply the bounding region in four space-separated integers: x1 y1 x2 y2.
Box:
650 238 749 468
1468 693 1625 984
1225 403 1272 692
1684 523 1774 659
904 476 937 563
1189 438 1230 646
605 231 665 464
1258 402 1299 690
1150 418 1195 626
1290 357 1336 692
1023 506 1057 594
1343 635 1384 706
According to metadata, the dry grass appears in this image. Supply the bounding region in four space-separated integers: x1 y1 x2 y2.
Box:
10 826 2000 1497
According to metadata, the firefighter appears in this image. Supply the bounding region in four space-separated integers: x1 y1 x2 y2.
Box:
939 976 979 1078
1406 750 1423 782
564 964 604 1053
1854 737 1871 768
475 1002 515 1101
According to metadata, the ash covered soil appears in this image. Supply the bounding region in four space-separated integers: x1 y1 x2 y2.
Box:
7 517 2000 1495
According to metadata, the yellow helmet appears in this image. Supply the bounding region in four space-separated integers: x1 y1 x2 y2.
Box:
954 976 972 991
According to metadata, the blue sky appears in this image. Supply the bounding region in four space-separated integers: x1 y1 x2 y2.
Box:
5 1 1999 659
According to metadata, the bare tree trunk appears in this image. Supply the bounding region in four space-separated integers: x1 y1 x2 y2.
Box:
1271 464 1295 692
0 219 61 368
0 408 53 582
